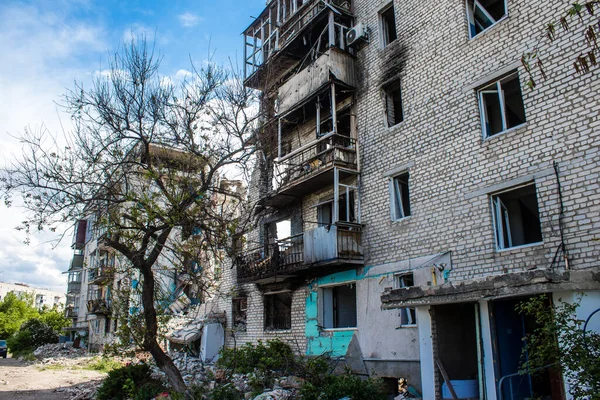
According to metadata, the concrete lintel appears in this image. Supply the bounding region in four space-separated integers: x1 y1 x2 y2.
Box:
380 269 600 308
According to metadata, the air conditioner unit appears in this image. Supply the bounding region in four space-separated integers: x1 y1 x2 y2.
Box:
346 22 367 47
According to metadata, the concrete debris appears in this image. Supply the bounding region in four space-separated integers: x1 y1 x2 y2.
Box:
33 342 87 359
253 389 293 400
54 380 102 400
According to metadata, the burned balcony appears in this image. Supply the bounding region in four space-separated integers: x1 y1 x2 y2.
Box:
237 222 363 283
86 299 111 316
88 264 114 285
243 0 353 89
272 133 357 201
65 307 79 319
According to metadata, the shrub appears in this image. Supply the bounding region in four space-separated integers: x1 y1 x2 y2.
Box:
96 363 165 400
217 339 294 375
8 319 57 354
300 372 387 400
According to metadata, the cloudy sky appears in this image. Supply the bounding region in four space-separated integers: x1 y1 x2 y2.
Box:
0 0 264 291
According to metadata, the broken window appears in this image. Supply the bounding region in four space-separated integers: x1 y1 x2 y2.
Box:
491 184 542 250
264 292 292 330
316 191 356 226
322 283 357 329
232 297 248 331
390 172 411 220
395 273 417 326
380 4 397 47
466 0 507 38
383 79 403 127
478 72 526 138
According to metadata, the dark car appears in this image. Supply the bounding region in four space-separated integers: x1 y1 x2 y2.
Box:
0 340 7 358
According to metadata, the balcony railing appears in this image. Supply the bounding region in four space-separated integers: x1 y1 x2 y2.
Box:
87 299 111 315
70 254 84 270
65 307 79 319
89 265 114 285
274 133 357 193
67 281 81 293
237 223 362 282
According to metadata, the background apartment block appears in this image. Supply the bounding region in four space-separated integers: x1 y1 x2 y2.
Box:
227 0 600 399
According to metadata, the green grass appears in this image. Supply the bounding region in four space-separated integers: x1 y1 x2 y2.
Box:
83 357 123 372
36 364 67 371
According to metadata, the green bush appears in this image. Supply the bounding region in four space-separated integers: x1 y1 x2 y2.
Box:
217 339 294 374
96 363 165 400
206 383 242 400
8 319 57 354
300 372 387 400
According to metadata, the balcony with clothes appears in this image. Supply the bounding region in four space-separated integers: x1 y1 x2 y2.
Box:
243 0 353 89
86 298 111 315
237 196 363 283
88 252 116 285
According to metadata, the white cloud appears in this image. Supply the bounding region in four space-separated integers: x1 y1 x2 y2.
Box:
178 12 202 28
0 3 108 291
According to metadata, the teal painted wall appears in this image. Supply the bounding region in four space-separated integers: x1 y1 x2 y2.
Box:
305 269 368 356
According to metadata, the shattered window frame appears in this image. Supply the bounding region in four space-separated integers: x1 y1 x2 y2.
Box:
491 183 543 251
395 273 417 327
264 291 292 331
466 0 507 39
379 3 398 48
382 79 404 127
390 172 411 221
232 297 248 331
478 71 526 139
321 283 357 329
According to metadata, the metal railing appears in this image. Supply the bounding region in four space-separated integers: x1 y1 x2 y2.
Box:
236 233 304 280
86 299 111 315
88 265 115 285
66 307 79 319
497 364 555 400
274 134 357 191
237 223 362 280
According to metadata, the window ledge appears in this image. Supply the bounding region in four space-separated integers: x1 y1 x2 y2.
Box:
496 241 543 253
321 327 358 332
392 216 412 224
468 14 509 42
398 324 418 329
483 122 528 142
264 329 292 333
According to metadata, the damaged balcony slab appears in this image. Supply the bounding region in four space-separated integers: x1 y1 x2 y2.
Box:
380 269 600 308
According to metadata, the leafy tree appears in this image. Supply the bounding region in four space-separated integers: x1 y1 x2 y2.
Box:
1 39 258 392
39 307 70 332
8 319 58 354
0 292 40 338
517 295 600 399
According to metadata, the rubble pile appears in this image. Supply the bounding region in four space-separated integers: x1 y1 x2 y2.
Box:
54 380 103 400
151 352 301 400
33 342 88 359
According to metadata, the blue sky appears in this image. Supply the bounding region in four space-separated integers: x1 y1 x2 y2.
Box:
0 0 265 291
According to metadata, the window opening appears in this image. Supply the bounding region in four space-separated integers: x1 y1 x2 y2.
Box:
478 72 525 138
264 292 292 330
396 273 417 326
232 297 248 331
390 172 411 220
466 0 507 38
322 283 357 329
383 79 404 126
380 4 397 47
317 191 356 226
491 184 542 250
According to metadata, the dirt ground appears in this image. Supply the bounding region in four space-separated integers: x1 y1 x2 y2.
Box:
0 356 106 400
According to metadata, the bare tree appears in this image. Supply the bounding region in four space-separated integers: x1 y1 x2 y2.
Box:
1 40 259 392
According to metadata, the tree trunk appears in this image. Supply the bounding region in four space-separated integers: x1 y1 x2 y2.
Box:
140 262 187 393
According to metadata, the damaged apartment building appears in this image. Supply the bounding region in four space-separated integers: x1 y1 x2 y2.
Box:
229 0 600 399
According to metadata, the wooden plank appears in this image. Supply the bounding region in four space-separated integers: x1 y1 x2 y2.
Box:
435 357 459 400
